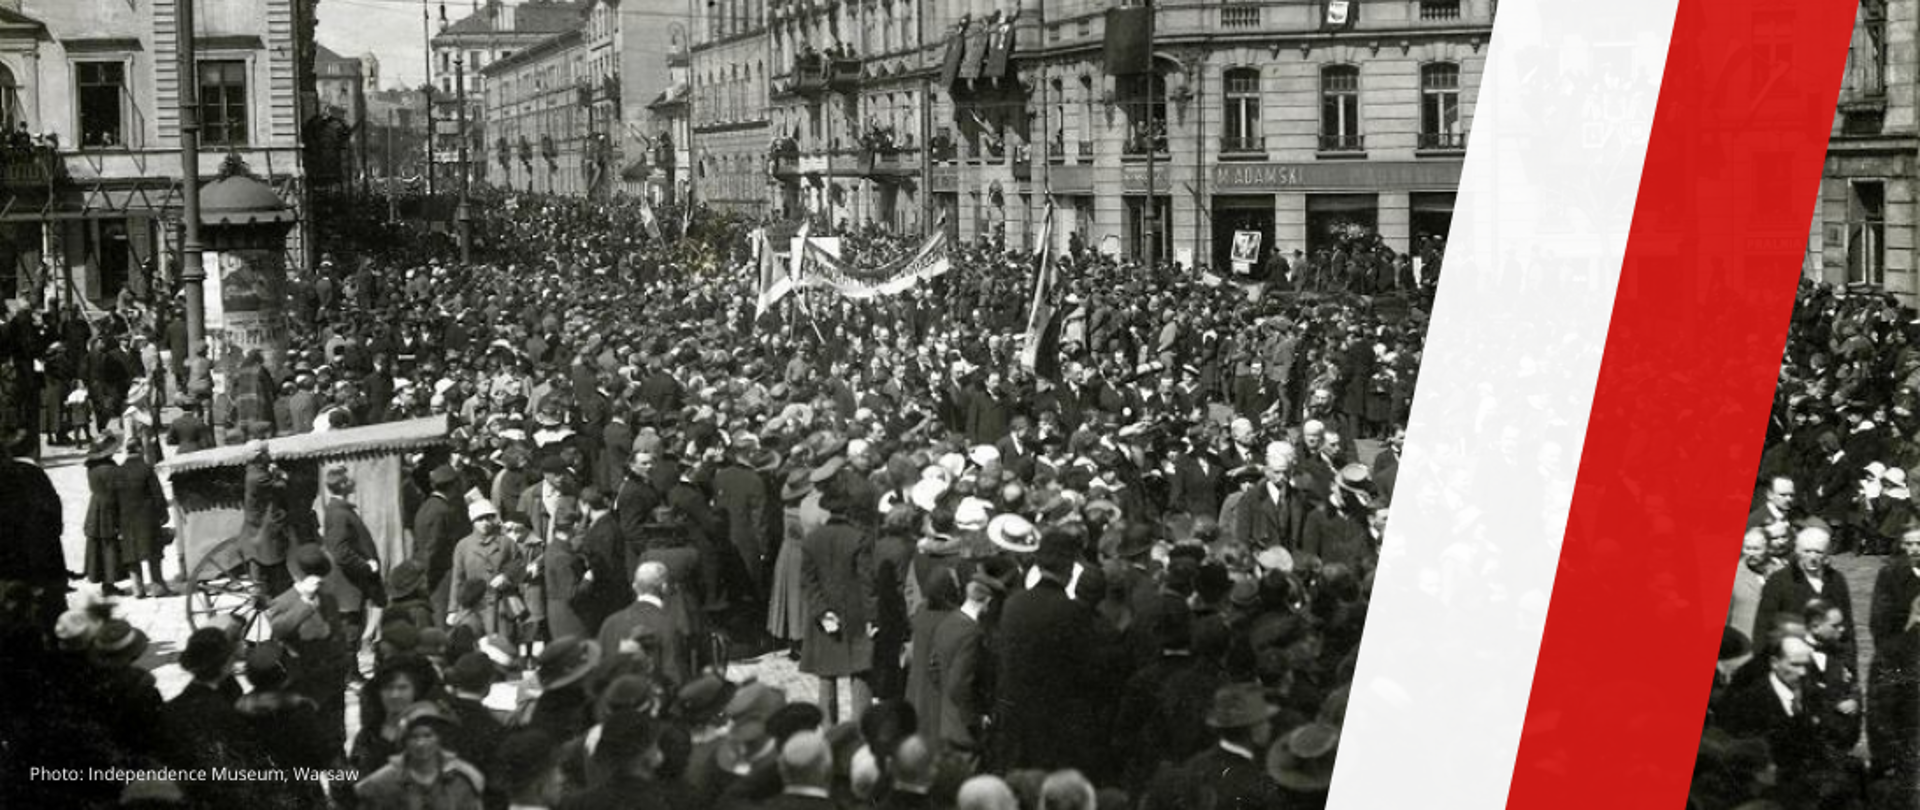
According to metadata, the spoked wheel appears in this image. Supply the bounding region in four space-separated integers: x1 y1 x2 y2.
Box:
183 536 269 642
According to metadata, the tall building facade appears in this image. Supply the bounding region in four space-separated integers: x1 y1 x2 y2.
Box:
688 0 1489 266
1807 0 1916 302
688 0 773 216
483 29 590 195
0 0 317 304
433 1 588 188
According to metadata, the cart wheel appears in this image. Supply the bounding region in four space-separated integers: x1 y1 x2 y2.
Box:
184 537 268 642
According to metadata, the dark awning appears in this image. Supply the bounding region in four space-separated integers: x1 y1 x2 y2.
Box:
959 22 991 80
983 19 1016 79
940 20 970 87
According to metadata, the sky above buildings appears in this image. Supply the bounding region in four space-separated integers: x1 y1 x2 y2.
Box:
318 0 445 89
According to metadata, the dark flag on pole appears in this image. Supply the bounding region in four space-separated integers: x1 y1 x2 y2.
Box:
1103 6 1152 75
1020 195 1060 379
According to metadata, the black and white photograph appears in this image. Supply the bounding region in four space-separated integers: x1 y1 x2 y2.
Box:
0 0 1491 806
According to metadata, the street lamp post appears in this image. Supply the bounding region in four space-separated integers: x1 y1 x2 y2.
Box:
455 53 472 262
177 0 206 359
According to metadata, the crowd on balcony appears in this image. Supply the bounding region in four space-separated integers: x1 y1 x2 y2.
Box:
1 187 1442 808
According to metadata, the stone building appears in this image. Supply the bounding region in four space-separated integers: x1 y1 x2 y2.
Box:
0 0 317 305
482 28 590 195
682 0 1489 267
687 0 775 217
1807 0 1917 303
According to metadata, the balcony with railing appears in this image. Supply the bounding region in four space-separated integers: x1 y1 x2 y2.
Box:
1220 4 1261 28
1220 135 1265 157
1 145 58 188
828 58 862 91
1317 133 1365 155
1417 131 1468 152
1419 0 1462 20
1122 126 1169 159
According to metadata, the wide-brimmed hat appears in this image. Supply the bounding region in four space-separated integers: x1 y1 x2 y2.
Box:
909 478 949 512
179 626 238 678
781 469 815 502
808 457 846 484
1205 683 1279 729
536 636 603 690
87 432 124 461
955 497 993 532
1082 499 1123 523
1266 721 1340 790
676 673 737 724
987 513 1038 553
749 447 784 473
93 619 150 664
388 560 427 600
1334 463 1374 494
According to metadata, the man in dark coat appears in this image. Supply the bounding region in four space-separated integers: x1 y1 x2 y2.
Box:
241 441 292 596
929 573 996 756
992 529 1103 774
413 465 472 618
1752 525 1857 677
712 440 771 601
618 450 663 550
1239 445 1310 552
266 545 353 757
597 561 685 683
1144 684 1286 810
0 432 67 636
316 465 383 663
1717 635 1849 806
1167 442 1224 519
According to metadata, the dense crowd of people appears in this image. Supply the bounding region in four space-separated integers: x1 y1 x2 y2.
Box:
1699 281 1920 810
0 189 1440 809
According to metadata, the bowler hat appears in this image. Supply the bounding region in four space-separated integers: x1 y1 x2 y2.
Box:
179 627 238 678
429 465 460 487
1205 683 1279 729
93 619 150 664
1266 721 1340 790
444 652 497 694
536 636 603 691
388 560 427 600
291 543 333 579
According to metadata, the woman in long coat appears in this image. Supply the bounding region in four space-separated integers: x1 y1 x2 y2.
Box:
766 469 815 648
799 485 876 724
82 433 125 595
113 436 172 598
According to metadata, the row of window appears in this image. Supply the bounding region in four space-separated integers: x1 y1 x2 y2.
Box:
76 59 249 149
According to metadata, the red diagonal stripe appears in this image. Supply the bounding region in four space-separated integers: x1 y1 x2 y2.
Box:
1506 1 1855 807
